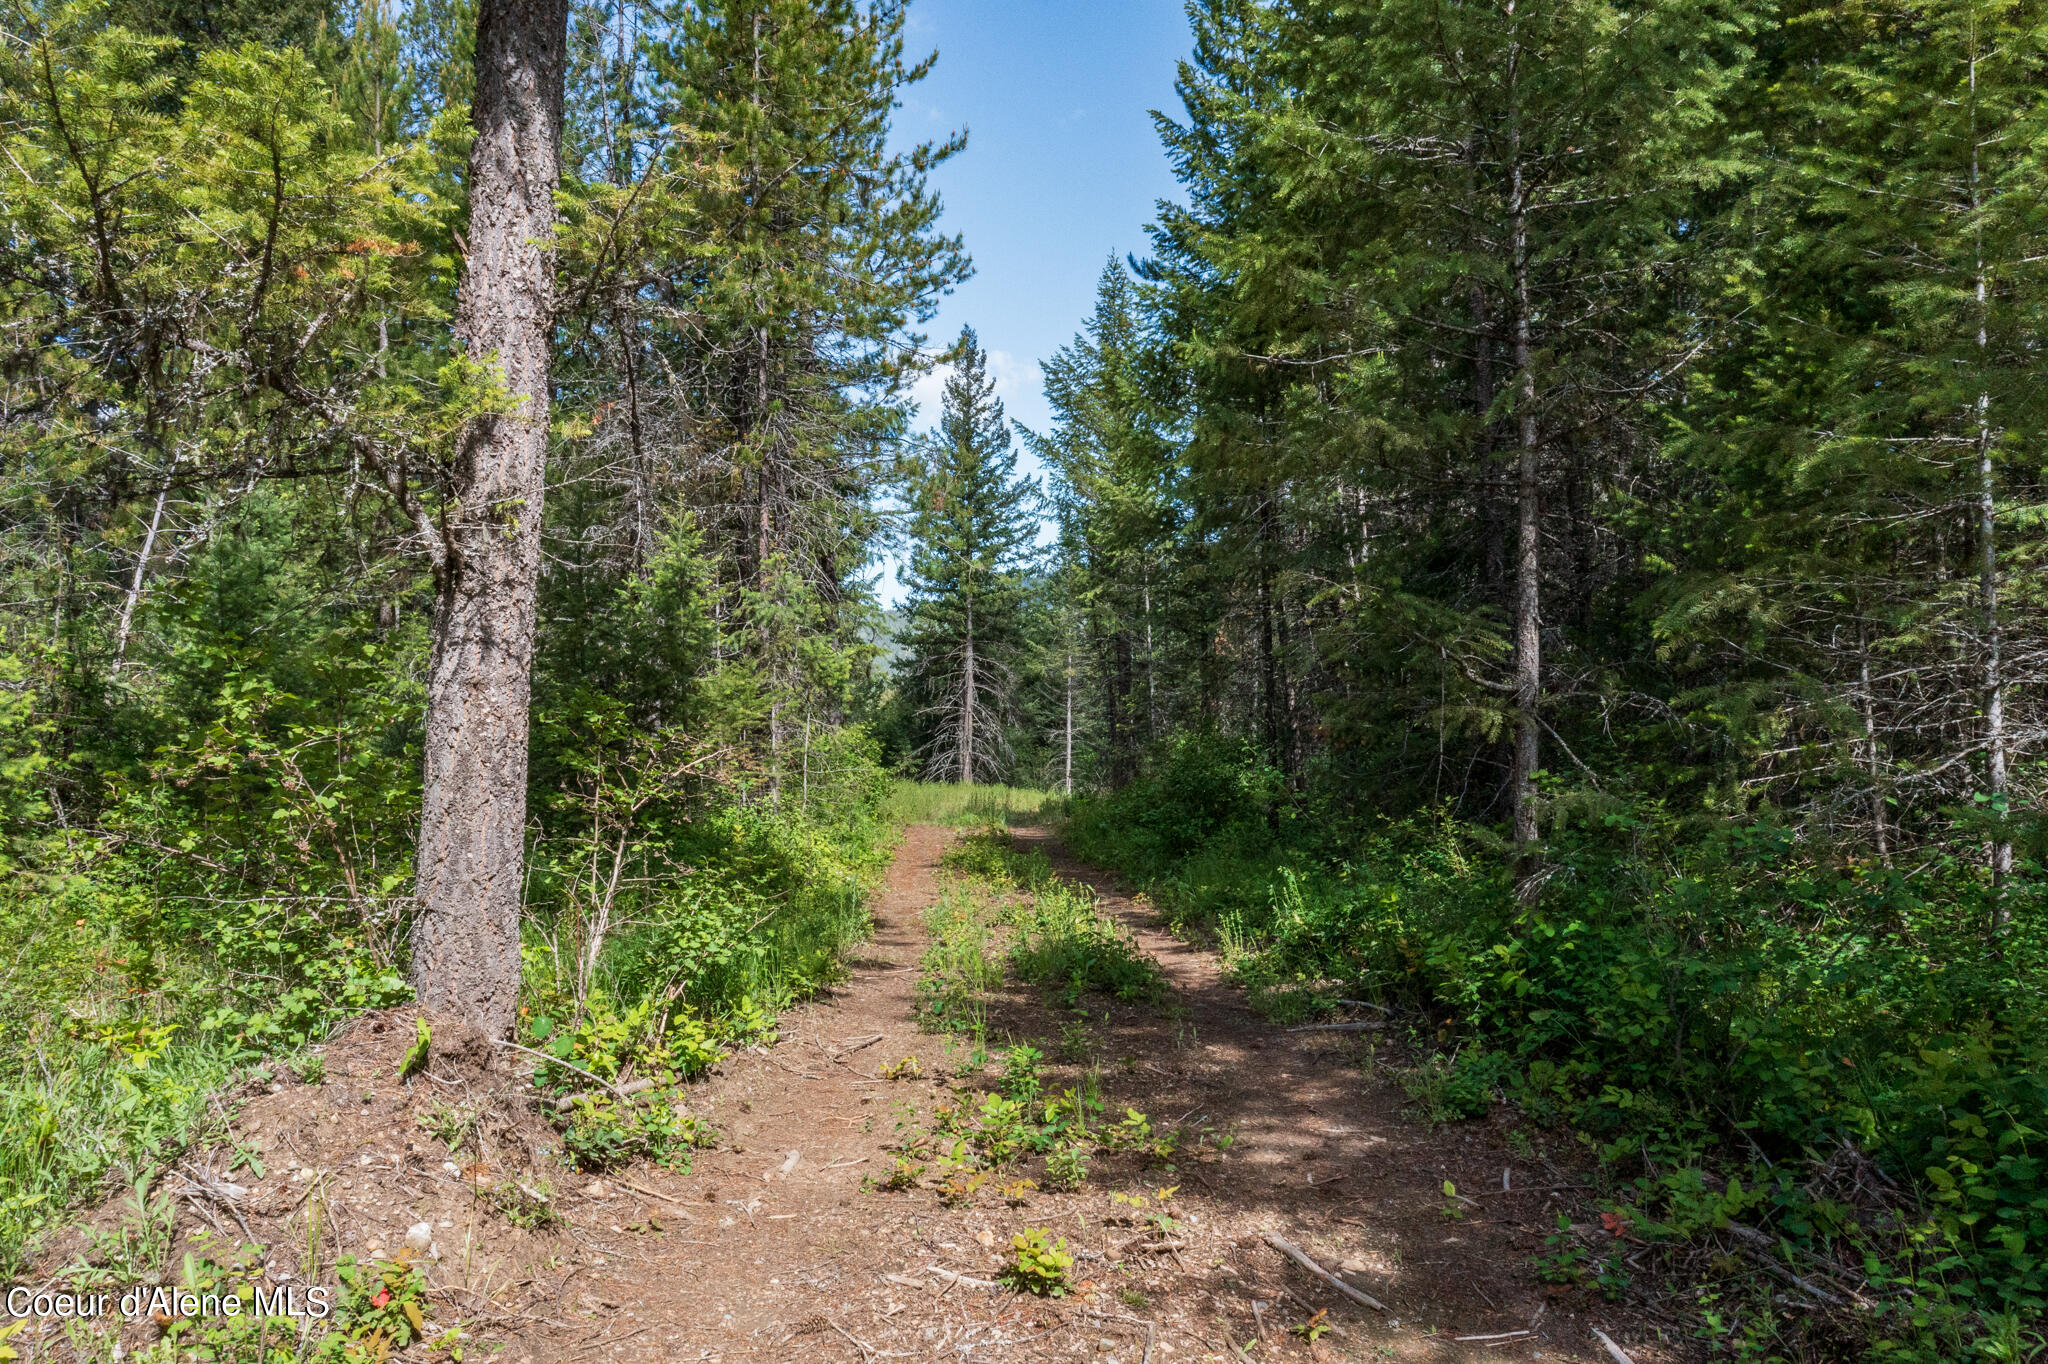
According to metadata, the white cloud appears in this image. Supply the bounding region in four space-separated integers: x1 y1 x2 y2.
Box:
908 347 1031 429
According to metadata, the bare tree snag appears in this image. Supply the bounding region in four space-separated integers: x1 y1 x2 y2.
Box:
411 0 569 1038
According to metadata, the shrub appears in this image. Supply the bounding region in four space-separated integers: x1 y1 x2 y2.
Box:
1064 744 2048 1354
1001 1227 1074 1296
1008 883 1164 1007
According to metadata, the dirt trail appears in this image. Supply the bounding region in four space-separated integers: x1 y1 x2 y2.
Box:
497 826 1661 1364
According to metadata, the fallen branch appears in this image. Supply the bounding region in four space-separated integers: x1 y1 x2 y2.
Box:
892 1265 1001 1291
827 1315 876 1362
1456 1330 1533 1342
175 1166 255 1240
1592 1328 1638 1364
608 1177 697 1220
925 1266 1001 1291
554 1078 657 1112
490 1039 634 1105
1262 1231 1388 1312
1116 1236 1188 1255
1727 1224 1848 1306
1285 1022 1385 1033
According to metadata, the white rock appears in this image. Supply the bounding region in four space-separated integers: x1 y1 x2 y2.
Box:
404 1221 433 1253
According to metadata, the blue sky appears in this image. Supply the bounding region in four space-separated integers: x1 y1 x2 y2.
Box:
879 0 1192 603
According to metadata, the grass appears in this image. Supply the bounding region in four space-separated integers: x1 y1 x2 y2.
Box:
914 879 1004 1036
882 781 1059 827
934 827 1166 1011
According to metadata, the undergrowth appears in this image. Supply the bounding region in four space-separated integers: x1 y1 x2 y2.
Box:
1065 734 2048 1362
890 826 1188 1210
933 828 1164 1011
0 678 895 1272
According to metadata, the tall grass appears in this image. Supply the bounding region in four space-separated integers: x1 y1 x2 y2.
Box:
883 781 1059 827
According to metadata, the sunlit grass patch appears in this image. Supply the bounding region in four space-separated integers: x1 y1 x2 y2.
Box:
883 781 1058 827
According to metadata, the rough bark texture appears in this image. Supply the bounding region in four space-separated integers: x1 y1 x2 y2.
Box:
411 0 568 1039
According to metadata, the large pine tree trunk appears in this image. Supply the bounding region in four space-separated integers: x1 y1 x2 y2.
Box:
411 0 568 1038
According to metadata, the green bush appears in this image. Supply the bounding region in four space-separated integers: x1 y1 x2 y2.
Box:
1001 1227 1074 1296
1065 740 2048 1354
1008 882 1164 1008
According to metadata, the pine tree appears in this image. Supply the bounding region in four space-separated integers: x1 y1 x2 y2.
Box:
410 0 568 1037
899 328 1039 784
1028 258 1179 788
1142 0 1760 889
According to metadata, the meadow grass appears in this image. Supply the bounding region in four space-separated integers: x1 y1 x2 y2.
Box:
883 781 1059 827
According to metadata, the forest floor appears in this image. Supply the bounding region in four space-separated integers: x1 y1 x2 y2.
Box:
34 826 1677 1363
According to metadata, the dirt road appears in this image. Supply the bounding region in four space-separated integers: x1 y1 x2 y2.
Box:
493 826 1655 1364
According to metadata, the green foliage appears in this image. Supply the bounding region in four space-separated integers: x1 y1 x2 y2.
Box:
321 1253 435 1360
913 881 1003 1035
942 827 1057 890
1000 1227 1073 1297
1001 1045 1045 1107
1400 1049 1510 1127
522 994 724 1172
882 782 1056 827
1069 746 2048 1352
897 329 1043 783
484 1178 559 1231
1007 882 1163 1008
1043 1139 1089 1192
938 826 1164 1008
416 1101 474 1155
397 1017 430 1081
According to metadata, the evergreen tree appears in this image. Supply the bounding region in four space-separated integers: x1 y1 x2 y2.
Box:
1027 258 1180 788
899 328 1039 783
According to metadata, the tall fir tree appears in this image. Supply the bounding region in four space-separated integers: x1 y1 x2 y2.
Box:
1028 258 1181 788
899 328 1039 784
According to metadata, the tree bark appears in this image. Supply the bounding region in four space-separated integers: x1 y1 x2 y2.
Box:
114 479 169 663
411 0 568 1039
1064 633 1074 796
1969 84 2011 918
1509 122 1544 902
959 598 976 785
1856 610 1889 864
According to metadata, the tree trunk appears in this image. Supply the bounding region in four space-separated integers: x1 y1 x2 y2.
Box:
1143 576 1157 743
1978 394 2010 908
1969 89 2011 919
1857 610 1889 864
1064 636 1074 795
959 599 976 785
114 479 169 663
1509 145 1544 902
411 0 568 1039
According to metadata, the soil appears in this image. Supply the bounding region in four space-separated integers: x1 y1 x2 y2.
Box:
33 825 1682 1364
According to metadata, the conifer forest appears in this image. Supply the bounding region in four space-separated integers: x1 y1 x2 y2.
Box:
2 2 2047 1362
